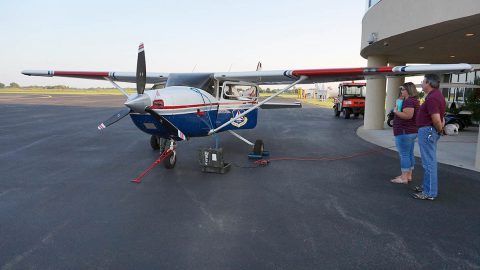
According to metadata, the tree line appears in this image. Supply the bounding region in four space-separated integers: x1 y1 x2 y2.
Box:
0 82 21 88
0 83 116 89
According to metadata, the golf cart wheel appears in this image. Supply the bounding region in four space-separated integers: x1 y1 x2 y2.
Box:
342 108 351 119
253 140 264 155
150 135 160 150
458 122 466 131
387 119 393 127
354 113 360 117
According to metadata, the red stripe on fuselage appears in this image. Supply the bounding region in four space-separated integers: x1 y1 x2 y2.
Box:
161 101 256 110
162 103 219 109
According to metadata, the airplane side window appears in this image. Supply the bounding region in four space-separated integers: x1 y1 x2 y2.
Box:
223 85 239 100
223 84 258 100
245 86 257 97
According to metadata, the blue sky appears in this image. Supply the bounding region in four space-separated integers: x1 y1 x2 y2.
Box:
0 0 367 87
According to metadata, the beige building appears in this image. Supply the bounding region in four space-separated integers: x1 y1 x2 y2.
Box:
361 0 480 169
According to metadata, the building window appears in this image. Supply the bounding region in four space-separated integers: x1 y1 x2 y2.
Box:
448 71 480 106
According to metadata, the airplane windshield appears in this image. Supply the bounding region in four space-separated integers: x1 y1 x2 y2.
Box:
166 73 215 94
343 86 365 97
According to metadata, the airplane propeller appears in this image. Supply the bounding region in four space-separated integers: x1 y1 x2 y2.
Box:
98 43 151 130
98 107 131 130
136 43 146 95
97 42 185 140
124 42 151 113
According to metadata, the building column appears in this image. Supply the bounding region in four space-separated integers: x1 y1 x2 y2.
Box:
385 62 405 114
364 55 388 130
476 132 480 170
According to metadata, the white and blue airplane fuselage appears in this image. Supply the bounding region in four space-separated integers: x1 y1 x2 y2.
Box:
129 86 258 139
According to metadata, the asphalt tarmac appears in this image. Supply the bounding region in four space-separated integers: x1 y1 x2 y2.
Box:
1 94 479 269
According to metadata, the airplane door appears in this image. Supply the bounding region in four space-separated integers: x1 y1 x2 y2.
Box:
215 81 260 132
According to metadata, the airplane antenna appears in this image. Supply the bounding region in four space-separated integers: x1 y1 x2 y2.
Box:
228 63 233 72
191 64 197 72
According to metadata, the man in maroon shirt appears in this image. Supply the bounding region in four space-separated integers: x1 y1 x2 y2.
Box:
412 74 446 200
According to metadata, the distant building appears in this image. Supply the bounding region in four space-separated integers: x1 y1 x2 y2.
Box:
361 0 480 168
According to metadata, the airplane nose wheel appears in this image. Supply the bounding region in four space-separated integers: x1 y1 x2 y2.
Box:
149 136 176 169
164 139 177 169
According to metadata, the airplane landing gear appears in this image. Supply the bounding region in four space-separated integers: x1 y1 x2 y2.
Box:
149 136 176 169
150 135 160 150
164 139 176 169
227 131 269 159
132 139 176 183
248 139 269 159
253 140 264 155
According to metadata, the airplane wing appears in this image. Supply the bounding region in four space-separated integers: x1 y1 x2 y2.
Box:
23 64 472 86
21 70 169 84
213 64 473 85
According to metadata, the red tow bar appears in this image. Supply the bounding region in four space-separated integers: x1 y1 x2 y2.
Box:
131 148 175 183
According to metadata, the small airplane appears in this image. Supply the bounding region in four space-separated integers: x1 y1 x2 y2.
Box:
23 43 472 170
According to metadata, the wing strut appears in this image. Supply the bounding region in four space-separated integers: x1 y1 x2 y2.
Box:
228 130 254 146
209 75 308 135
105 77 131 98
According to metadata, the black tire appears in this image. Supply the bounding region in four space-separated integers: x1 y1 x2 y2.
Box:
387 119 393 127
253 140 264 155
458 120 466 131
354 113 360 117
164 151 176 169
159 138 167 153
150 135 160 150
342 108 351 119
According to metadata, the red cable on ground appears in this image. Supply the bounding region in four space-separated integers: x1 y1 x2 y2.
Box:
131 147 176 183
254 146 396 167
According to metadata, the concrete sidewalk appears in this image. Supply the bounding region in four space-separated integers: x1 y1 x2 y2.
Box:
357 124 480 172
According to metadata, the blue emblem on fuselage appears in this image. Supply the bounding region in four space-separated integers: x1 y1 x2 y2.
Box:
230 110 248 128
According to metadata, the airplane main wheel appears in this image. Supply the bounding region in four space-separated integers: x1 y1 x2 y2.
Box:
253 140 264 155
150 135 160 150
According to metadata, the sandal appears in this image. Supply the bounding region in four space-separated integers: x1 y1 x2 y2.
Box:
411 192 435 200
411 185 423 192
390 177 408 184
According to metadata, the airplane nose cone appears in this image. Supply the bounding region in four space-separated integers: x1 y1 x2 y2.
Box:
124 94 151 113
